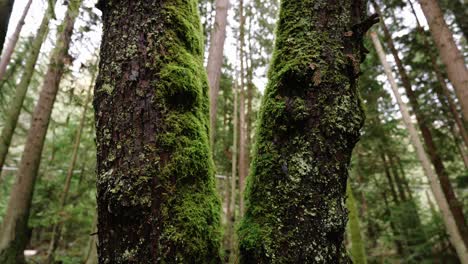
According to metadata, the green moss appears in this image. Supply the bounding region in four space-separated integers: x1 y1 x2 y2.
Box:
94 0 221 262
237 0 366 263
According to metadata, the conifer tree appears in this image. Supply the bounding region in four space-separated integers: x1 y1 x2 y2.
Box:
238 0 378 261
94 0 221 262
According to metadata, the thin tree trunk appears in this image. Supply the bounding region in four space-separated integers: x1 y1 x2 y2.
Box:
0 0 14 55
0 0 32 81
94 1 221 262
237 0 377 261
347 181 368 264
0 1 81 262
418 0 468 123
0 0 56 175
372 0 468 249
238 0 246 219
228 77 239 263
371 31 468 263
207 0 229 145
381 152 400 204
44 70 96 264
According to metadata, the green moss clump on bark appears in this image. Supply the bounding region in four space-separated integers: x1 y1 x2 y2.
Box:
94 0 221 263
238 1 367 263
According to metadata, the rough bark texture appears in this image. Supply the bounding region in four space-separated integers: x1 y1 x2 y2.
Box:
237 1 375 262
371 31 468 263
94 1 221 263
0 0 55 175
0 1 80 263
0 0 14 55
238 0 247 218
418 0 468 123
346 182 367 264
0 0 32 81
207 0 229 145
373 0 468 249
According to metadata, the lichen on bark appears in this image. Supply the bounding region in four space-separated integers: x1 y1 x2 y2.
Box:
237 0 373 263
94 0 221 263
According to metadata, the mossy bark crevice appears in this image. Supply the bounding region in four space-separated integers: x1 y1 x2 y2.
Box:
238 1 375 263
94 1 221 263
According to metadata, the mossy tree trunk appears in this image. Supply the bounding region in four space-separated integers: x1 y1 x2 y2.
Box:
237 1 377 262
94 1 221 263
346 182 367 264
0 0 81 263
0 0 14 55
0 0 56 176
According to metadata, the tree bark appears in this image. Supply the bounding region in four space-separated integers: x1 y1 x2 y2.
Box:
238 0 247 218
0 0 55 175
94 1 221 262
237 1 376 261
0 0 14 55
372 0 468 249
418 0 468 123
0 0 32 81
0 1 81 263
227 76 239 263
371 31 468 263
44 69 96 264
207 0 229 145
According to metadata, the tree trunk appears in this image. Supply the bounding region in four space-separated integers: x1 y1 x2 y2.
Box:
207 0 229 145
371 31 468 263
238 0 247 218
0 0 14 55
0 0 32 81
94 1 221 262
0 0 55 175
227 77 239 262
372 0 468 249
0 1 81 262
418 0 468 123
346 182 367 264
44 69 96 264
237 1 376 261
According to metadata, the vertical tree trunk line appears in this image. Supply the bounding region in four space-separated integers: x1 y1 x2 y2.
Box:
94 1 221 262
372 0 468 248
207 0 229 145
0 0 32 81
0 0 82 262
0 0 56 175
346 181 368 264
371 31 468 263
238 0 377 261
237 0 247 218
